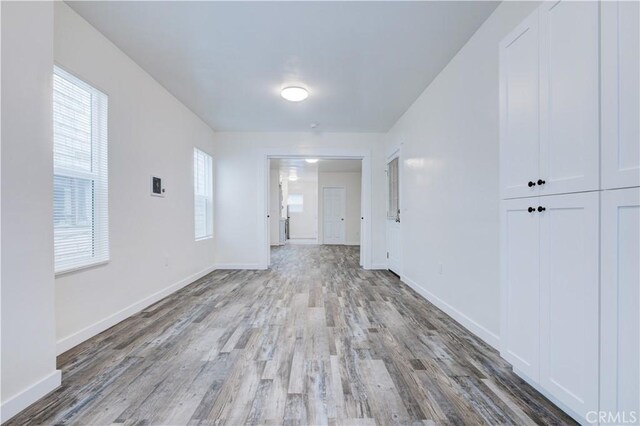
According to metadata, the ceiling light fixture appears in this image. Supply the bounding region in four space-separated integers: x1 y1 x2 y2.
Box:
305 159 319 164
281 86 309 102
288 175 298 182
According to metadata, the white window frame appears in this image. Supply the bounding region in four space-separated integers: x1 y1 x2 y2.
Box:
53 66 109 274
194 147 213 240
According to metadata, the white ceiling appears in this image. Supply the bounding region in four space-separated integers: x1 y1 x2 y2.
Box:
67 1 499 132
271 159 361 178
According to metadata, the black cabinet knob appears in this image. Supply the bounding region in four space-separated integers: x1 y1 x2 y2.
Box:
537 206 546 212
528 181 536 187
528 207 535 213
537 179 546 185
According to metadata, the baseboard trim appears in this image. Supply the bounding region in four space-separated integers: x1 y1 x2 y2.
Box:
401 274 500 350
214 263 264 270
369 263 388 270
56 264 217 355
0 370 61 423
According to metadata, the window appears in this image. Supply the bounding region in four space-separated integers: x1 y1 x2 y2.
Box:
287 194 304 213
387 157 399 220
194 148 213 240
53 66 109 273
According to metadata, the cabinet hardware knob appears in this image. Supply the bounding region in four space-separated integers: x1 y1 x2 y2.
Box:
537 206 546 212
537 179 546 185
528 181 536 187
528 207 535 213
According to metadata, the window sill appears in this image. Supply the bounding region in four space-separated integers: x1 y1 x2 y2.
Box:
55 259 110 277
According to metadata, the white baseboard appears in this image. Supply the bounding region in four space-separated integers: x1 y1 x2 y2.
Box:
0 370 61 423
56 264 217 355
369 263 388 270
214 263 264 270
401 274 500 350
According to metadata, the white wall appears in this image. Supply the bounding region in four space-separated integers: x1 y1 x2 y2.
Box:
318 172 362 245
213 132 387 269
287 172 318 240
1 2 60 421
53 3 216 353
386 1 540 348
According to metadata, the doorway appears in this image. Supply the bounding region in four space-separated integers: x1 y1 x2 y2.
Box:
386 152 402 275
265 155 368 268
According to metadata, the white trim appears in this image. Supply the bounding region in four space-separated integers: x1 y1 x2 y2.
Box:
0 370 62 423
401 274 500 350
56 264 217 355
214 263 265 270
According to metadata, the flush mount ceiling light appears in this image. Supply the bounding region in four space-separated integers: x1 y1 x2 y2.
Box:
288 175 298 182
305 159 319 164
281 86 309 102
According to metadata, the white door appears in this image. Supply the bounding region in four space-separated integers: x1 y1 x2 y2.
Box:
500 9 541 199
323 187 345 245
539 1 600 196
600 187 640 419
601 1 640 190
500 197 540 381
539 192 599 420
386 156 401 275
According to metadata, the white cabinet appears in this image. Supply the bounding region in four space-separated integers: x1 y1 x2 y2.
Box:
501 193 599 422
601 1 640 190
539 192 599 420
500 1 600 199
500 11 540 199
600 187 640 420
539 1 600 196
500 198 540 380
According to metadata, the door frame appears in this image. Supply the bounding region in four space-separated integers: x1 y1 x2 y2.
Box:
261 149 371 269
321 186 347 245
386 147 402 275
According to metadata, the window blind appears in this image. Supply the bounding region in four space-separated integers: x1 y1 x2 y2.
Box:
194 148 213 240
388 157 399 220
53 66 109 274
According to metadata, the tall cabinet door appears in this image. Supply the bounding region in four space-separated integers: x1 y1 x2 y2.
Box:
600 188 640 419
539 192 599 420
601 1 640 190
501 197 540 380
500 10 540 199
539 1 600 196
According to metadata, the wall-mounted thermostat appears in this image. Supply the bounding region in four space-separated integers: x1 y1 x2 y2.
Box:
151 176 165 197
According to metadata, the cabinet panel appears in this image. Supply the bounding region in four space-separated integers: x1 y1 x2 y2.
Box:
539 192 599 420
501 197 540 380
601 188 640 420
500 10 540 199
540 1 600 196
602 1 640 190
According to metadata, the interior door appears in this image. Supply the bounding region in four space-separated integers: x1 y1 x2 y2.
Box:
601 0 640 190
386 157 401 275
600 187 640 418
500 9 541 199
323 187 345 245
539 1 600 196
539 191 599 420
500 197 540 381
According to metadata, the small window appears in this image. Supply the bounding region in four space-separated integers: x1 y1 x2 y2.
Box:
387 157 399 220
288 193 304 213
53 66 109 274
194 148 213 240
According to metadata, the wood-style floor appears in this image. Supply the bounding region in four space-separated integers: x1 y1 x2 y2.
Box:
8 245 575 425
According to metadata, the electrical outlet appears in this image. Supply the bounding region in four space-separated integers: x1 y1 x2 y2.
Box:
438 262 443 275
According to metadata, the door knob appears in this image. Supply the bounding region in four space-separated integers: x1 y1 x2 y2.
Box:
537 179 546 185
537 206 546 212
528 181 536 187
341 218 344 221
528 207 535 213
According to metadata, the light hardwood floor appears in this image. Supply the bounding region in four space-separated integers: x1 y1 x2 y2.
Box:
8 245 575 425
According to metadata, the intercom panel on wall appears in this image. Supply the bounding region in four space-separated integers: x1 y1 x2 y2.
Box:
151 176 165 197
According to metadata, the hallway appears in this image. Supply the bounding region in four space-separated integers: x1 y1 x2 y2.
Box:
9 245 574 425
